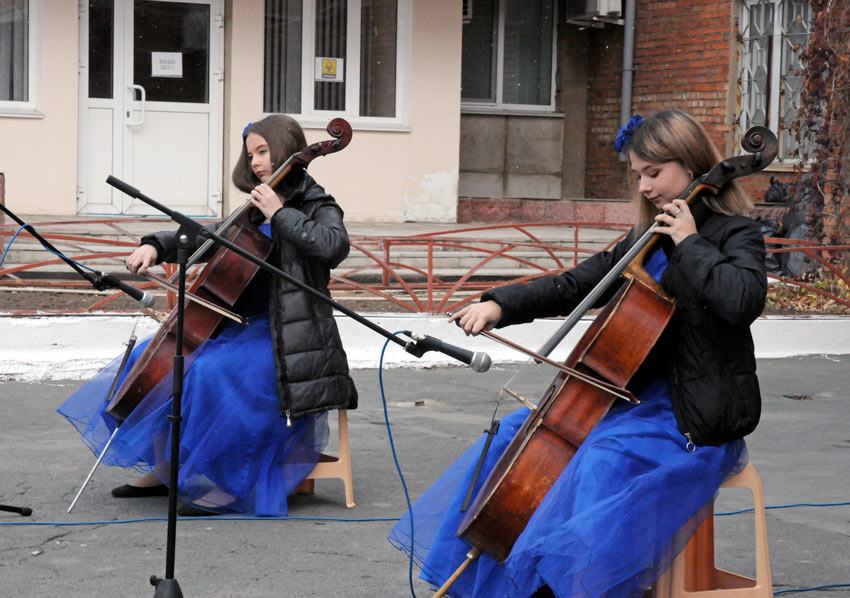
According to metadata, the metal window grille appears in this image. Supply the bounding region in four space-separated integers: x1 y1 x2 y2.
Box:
738 0 813 161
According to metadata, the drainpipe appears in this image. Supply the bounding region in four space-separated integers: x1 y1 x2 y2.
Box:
620 0 636 128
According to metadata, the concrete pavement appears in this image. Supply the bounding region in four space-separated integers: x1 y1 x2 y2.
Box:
1 356 849 597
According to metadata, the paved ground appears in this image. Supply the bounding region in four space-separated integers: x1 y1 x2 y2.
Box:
1 356 849 597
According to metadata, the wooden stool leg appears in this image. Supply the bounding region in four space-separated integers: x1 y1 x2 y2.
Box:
684 512 715 592
303 410 355 508
337 410 355 508
293 478 315 495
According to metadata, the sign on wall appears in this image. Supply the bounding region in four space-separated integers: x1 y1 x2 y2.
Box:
151 52 183 78
314 57 344 82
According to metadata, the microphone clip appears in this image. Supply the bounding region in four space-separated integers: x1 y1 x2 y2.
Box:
88 271 117 293
402 331 431 358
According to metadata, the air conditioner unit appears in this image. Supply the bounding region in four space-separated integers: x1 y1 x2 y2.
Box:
566 0 624 27
462 0 473 25
587 0 622 17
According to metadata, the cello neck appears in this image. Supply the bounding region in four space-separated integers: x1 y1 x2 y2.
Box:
184 151 302 269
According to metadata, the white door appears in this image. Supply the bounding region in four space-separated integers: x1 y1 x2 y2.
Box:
77 0 223 217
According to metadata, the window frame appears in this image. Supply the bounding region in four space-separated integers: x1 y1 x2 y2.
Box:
0 0 41 117
460 0 558 115
265 0 412 131
737 0 812 163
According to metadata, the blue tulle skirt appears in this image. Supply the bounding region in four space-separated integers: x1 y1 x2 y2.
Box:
388 376 746 598
58 313 329 516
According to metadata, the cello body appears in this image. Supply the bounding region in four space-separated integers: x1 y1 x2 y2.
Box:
106 209 272 421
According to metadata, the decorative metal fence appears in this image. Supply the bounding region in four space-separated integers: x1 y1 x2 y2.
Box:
1 218 848 315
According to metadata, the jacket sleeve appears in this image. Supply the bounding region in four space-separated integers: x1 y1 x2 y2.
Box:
483 230 635 327
141 221 223 264
661 217 766 327
269 200 350 269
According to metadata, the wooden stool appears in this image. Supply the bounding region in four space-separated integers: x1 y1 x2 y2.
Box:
652 463 772 598
298 409 355 508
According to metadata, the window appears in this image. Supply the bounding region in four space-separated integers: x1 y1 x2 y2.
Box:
461 0 555 111
263 0 408 125
0 0 38 114
738 0 812 161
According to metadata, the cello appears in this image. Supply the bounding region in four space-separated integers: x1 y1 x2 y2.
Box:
434 125 778 595
105 118 353 422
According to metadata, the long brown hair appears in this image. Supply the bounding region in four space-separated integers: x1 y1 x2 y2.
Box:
623 110 753 231
231 114 308 195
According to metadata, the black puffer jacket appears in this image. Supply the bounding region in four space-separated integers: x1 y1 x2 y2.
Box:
142 171 358 420
483 200 766 446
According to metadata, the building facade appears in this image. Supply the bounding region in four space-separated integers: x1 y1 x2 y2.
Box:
0 0 811 224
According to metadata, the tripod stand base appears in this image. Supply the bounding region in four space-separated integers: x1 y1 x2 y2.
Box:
0 504 32 516
151 575 184 597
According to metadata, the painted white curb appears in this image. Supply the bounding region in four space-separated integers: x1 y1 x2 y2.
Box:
1 313 848 381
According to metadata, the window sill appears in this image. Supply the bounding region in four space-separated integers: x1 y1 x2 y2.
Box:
287 116 411 133
764 162 811 172
0 107 45 119
461 106 563 118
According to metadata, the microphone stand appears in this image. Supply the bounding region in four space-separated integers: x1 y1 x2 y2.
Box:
150 227 191 598
0 202 150 522
103 176 434 597
0 202 154 307
0 504 32 517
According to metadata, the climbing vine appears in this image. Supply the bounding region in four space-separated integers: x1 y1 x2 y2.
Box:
791 0 850 247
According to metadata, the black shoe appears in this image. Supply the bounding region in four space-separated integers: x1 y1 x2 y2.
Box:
177 502 221 517
111 483 170 498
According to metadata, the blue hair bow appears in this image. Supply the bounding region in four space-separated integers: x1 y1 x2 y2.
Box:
614 115 644 153
242 122 254 138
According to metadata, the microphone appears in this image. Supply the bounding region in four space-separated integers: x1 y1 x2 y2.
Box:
92 271 156 308
402 331 492 373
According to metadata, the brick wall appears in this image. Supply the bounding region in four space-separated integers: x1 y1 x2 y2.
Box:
585 0 780 207
462 1 789 223
585 26 626 200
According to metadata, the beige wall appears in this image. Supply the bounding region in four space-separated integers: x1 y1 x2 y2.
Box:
0 0 79 215
0 0 462 223
401 0 461 222
225 0 462 223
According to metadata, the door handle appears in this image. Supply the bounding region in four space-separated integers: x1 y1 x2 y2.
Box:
127 84 146 126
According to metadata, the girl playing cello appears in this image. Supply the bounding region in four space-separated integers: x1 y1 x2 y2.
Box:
389 109 767 597
59 114 358 516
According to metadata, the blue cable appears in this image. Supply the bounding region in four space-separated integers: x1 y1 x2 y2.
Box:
717 500 850 516
378 331 419 598
0 515 400 526
0 224 27 268
0 222 99 272
774 583 850 595
3 497 847 597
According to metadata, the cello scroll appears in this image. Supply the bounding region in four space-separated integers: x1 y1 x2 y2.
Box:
701 126 778 190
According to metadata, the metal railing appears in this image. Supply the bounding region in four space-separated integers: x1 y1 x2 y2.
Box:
1 217 848 315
